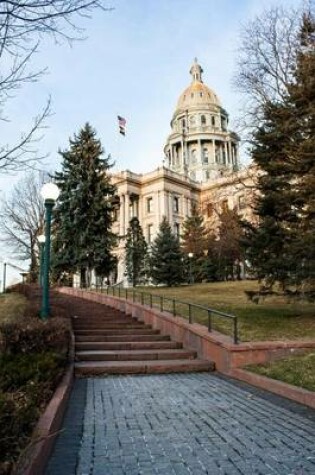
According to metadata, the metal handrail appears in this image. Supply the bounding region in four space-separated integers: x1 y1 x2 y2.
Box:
93 284 239 344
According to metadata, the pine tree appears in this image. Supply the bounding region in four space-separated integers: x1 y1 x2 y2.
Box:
150 217 184 286
52 123 117 285
181 206 209 282
243 11 315 289
125 217 148 287
216 208 242 280
286 11 315 285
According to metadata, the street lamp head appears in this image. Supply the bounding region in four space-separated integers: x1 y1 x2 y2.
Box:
38 234 46 244
188 252 194 258
41 183 60 203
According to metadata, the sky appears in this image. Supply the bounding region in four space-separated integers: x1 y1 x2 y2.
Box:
0 0 301 285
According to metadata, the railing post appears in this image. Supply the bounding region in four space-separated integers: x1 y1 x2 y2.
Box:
188 304 192 324
173 299 176 316
234 318 238 344
113 286 115 296
133 290 135 302
141 292 144 305
119 287 121 298
106 285 109 295
160 296 163 312
150 294 152 308
125 288 128 300
207 310 212 332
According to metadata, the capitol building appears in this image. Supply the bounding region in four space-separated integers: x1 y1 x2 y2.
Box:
109 60 256 283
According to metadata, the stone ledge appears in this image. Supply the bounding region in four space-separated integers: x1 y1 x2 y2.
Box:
20 334 75 475
229 368 315 410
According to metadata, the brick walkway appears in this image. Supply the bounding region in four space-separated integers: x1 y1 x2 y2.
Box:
46 373 315 475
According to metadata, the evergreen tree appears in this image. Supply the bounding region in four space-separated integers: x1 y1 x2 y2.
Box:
52 123 117 285
150 217 184 286
125 217 148 287
286 11 315 284
181 206 209 282
216 208 242 281
243 11 315 289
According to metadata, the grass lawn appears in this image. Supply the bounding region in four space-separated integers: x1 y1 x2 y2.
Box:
134 281 315 342
0 293 27 324
245 352 315 392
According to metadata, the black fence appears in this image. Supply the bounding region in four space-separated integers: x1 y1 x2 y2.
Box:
87 285 239 345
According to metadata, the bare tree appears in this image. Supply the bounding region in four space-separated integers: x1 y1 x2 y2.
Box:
0 171 48 280
234 5 301 138
0 0 109 172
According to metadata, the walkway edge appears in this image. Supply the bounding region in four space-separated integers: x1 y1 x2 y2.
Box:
19 334 75 475
229 368 315 410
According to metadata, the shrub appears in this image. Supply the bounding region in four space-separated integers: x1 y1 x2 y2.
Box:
0 317 70 354
0 351 67 474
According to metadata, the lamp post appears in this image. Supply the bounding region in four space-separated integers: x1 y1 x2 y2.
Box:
2 262 6 293
38 234 46 287
188 252 194 284
40 183 60 319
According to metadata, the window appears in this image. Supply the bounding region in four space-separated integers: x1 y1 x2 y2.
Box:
190 171 196 180
238 195 246 210
173 196 179 213
191 93 194 98
221 200 229 212
204 170 210 181
191 149 197 164
147 224 153 244
201 115 206 125
211 116 215 126
203 148 209 164
147 197 153 213
200 92 203 97
189 115 195 126
174 223 180 238
206 203 213 217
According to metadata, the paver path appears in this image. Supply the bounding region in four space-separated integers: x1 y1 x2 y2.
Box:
46 373 315 475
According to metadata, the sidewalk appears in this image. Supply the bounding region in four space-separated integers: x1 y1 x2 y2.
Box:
46 373 315 475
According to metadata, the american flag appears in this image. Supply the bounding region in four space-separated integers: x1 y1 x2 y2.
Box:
118 115 126 136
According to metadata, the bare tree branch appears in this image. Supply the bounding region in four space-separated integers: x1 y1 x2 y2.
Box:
0 170 47 279
0 1 111 173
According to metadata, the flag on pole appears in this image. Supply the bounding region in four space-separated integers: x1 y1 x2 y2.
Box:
117 115 126 136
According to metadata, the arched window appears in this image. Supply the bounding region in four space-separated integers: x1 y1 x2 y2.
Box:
191 149 197 164
189 115 196 126
201 115 206 125
203 148 209 164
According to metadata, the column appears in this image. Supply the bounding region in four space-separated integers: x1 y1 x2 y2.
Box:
124 193 130 234
228 141 232 165
119 194 125 236
170 145 174 166
168 191 173 225
224 142 228 165
212 139 216 163
198 139 202 163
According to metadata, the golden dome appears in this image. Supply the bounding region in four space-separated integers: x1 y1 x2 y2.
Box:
175 59 221 112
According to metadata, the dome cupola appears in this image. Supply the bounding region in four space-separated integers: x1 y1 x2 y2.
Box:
164 60 239 183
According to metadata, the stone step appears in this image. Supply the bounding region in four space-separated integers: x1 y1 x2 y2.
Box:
73 323 149 330
75 341 183 351
76 349 196 361
73 317 134 323
75 359 214 376
73 318 150 329
74 328 160 336
75 334 171 342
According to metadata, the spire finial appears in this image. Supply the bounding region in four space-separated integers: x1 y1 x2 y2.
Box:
190 58 203 83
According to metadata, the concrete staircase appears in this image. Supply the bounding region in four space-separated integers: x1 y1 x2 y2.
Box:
73 306 214 376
